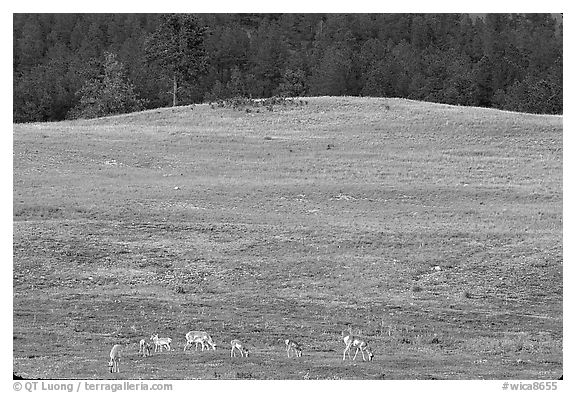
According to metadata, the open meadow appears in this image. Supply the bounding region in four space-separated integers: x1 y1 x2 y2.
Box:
13 96 562 379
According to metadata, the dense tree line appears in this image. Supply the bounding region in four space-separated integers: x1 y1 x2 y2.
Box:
13 13 562 122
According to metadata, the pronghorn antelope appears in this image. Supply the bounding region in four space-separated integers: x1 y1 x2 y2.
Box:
342 333 374 361
183 331 216 351
108 344 122 373
230 339 250 357
285 339 302 358
150 334 172 352
139 339 152 357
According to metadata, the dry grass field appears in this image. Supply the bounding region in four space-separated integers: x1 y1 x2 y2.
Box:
13 96 562 380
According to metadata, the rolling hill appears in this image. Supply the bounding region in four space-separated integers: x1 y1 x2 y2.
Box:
13 96 562 379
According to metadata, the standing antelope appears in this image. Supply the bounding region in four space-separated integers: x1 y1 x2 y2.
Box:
139 339 152 357
342 333 374 361
230 339 250 357
183 331 216 351
285 339 302 358
150 334 172 352
108 344 122 373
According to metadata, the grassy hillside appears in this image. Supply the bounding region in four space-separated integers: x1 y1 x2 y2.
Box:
13 97 562 380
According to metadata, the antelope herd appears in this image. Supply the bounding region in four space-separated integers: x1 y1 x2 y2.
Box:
108 330 374 373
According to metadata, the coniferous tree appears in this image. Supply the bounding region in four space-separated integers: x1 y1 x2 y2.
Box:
310 44 353 96
145 14 208 106
79 19 107 61
16 15 46 72
13 66 49 122
249 20 288 97
226 66 245 97
278 68 307 97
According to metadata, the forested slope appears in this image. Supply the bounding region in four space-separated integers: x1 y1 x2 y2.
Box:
13 13 562 122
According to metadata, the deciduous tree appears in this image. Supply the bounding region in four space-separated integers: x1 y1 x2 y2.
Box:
69 52 145 119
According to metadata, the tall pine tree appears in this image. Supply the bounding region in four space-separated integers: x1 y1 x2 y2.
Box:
144 14 208 106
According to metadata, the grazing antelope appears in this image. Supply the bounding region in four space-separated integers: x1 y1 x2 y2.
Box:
108 344 122 373
139 339 152 357
343 333 374 361
285 339 302 358
183 331 216 351
230 339 249 357
150 334 172 352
